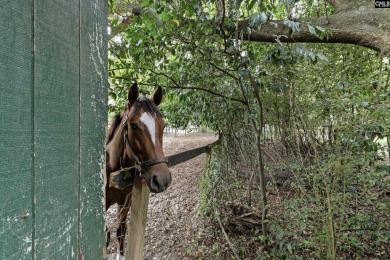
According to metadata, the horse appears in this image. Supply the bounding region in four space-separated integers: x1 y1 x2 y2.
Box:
105 82 172 254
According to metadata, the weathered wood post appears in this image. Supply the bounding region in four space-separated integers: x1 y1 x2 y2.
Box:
125 177 150 260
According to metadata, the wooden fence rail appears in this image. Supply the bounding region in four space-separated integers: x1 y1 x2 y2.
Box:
109 139 221 190
108 138 221 260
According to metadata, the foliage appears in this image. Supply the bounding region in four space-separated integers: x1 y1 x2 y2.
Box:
108 0 390 258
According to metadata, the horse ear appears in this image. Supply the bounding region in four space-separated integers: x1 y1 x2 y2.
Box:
153 86 163 106
128 82 139 105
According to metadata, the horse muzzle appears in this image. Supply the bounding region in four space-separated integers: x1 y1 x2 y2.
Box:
146 170 172 193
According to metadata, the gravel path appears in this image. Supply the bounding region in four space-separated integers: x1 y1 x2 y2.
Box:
144 133 216 259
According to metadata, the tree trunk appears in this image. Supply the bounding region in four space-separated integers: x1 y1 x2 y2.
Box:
238 0 390 54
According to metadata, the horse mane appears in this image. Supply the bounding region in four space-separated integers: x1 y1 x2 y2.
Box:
105 114 122 145
105 96 161 145
132 96 161 118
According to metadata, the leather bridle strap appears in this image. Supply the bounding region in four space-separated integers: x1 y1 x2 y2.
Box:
123 128 168 173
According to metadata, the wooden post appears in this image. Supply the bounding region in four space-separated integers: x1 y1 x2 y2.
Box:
125 176 150 260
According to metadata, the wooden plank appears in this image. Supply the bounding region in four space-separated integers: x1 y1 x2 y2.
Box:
167 139 220 167
125 176 150 260
0 1 33 259
167 146 208 167
33 1 80 258
109 139 221 190
110 169 135 189
79 0 107 258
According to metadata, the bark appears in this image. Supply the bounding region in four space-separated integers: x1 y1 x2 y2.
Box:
238 0 390 54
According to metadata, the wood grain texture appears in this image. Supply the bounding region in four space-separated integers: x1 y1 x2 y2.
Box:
0 0 107 259
0 1 33 259
79 0 107 258
125 177 150 260
33 1 80 258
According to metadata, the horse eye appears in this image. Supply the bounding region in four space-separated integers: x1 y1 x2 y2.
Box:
130 123 138 130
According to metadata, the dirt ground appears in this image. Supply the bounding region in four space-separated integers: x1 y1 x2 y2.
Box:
144 132 217 260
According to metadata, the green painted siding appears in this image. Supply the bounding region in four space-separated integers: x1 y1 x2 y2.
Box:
0 0 34 259
34 1 80 258
0 0 107 259
79 0 108 258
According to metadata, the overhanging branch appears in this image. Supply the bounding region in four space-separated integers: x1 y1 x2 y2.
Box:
149 70 248 105
237 9 390 54
110 1 390 53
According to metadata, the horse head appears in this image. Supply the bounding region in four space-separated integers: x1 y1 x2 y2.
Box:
123 83 172 193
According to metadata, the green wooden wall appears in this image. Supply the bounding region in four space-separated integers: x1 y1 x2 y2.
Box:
0 0 107 259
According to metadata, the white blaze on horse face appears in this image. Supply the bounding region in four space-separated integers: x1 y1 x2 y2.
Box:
140 112 156 145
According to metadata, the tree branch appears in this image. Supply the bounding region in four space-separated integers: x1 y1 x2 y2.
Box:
237 1 390 54
165 85 247 105
149 70 248 105
215 209 242 260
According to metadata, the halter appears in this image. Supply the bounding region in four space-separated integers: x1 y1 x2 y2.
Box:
121 110 168 177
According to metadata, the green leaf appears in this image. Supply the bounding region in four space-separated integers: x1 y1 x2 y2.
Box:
284 19 300 32
317 53 329 62
249 12 268 28
307 24 316 36
287 242 293 254
140 0 150 8
247 0 256 11
172 20 180 26
108 92 117 100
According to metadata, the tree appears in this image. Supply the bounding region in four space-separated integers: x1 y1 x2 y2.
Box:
107 1 389 258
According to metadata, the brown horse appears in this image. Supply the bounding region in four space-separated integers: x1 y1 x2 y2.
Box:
105 82 172 254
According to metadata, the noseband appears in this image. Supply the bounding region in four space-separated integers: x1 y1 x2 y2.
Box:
121 112 168 177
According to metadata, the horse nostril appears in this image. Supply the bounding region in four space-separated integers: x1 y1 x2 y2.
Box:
151 175 161 191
